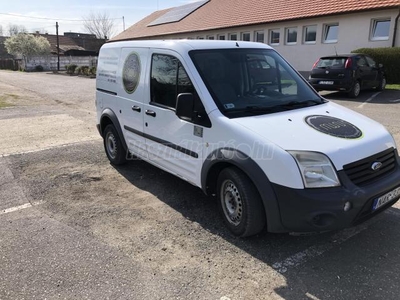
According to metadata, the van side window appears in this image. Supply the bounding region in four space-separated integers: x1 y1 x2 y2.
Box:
151 54 178 108
151 54 195 109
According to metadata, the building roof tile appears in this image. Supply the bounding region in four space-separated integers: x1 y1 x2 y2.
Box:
113 0 400 41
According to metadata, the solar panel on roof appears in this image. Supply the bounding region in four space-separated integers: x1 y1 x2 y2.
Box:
148 0 210 27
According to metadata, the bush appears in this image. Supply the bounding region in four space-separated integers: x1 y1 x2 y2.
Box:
75 67 81 75
66 64 77 74
80 66 90 76
351 47 400 84
35 65 44 72
90 66 96 76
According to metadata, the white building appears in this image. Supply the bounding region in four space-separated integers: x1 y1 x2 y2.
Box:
113 0 400 72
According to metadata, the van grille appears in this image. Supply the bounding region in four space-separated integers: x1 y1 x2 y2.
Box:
343 148 397 186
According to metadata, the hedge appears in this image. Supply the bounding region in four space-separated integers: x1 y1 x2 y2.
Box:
351 47 400 84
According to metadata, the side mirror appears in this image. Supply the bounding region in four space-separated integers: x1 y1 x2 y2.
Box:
176 93 194 121
378 63 383 69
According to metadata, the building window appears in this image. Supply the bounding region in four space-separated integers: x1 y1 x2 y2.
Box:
371 19 390 41
229 33 238 40
207 35 215 40
269 29 280 45
285 27 297 44
218 34 226 40
323 24 339 43
197 36 204 40
241 32 250 41
303 25 317 44
255 31 265 43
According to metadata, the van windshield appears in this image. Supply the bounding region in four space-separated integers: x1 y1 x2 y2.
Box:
189 49 324 118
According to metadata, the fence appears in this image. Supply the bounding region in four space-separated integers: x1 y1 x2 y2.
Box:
0 59 20 71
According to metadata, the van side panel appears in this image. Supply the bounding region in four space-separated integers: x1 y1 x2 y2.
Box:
117 47 149 159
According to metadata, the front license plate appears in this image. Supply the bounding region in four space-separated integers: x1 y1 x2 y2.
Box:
372 186 400 211
319 81 334 85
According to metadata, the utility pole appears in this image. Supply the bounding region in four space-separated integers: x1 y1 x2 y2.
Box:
123 16 125 31
56 22 60 71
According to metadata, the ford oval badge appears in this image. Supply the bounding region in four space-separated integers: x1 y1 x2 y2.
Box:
371 162 383 171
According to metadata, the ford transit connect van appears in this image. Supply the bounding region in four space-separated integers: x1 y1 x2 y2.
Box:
96 40 400 237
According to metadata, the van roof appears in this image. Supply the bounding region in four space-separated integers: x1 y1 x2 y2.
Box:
101 39 273 52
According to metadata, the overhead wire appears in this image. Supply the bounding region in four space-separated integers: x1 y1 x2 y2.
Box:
0 12 122 22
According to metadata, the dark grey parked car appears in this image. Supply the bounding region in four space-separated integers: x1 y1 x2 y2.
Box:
308 54 386 98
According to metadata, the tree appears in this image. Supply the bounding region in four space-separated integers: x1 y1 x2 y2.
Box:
5 33 51 67
82 11 116 40
0 25 3 36
8 24 27 36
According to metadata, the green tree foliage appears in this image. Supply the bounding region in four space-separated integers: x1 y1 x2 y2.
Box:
4 33 51 67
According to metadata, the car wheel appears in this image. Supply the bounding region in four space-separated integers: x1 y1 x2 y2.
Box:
348 81 361 98
217 167 266 237
103 124 127 165
376 77 386 91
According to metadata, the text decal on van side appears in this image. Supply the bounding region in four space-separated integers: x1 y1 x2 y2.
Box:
123 52 141 94
305 115 363 139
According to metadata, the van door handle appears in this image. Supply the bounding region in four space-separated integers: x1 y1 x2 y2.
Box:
145 110 156 117
132 105 141 113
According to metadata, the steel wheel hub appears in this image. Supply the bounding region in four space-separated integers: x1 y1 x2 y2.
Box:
106 132 117 159
221 180 243 226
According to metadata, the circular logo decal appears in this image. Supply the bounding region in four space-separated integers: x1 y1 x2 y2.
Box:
305 115 362 139
122 53 141 94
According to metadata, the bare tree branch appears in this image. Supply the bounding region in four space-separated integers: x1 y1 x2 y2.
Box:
82 12 115 40
8 24 27 36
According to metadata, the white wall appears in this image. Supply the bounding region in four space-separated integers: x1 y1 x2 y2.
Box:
24 56 98 71
150 9 400 72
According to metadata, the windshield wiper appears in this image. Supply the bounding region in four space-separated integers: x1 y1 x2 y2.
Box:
224 100 325 115
276 99 325 109
225 105 278 113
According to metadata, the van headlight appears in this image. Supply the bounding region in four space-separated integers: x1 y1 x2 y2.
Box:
289 151 340 188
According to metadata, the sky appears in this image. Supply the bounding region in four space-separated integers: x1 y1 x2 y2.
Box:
0 0 196 37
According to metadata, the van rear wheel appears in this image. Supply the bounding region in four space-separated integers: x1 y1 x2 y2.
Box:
103 124 127 165
217 167 266 237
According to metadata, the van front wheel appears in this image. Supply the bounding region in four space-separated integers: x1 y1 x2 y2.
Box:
217 167 266 237
103 124 127 165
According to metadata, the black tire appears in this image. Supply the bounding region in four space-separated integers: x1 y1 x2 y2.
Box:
103 124 127 165
217 167 266 237
348 80 361 98
348 81 361 98
376 77 386 91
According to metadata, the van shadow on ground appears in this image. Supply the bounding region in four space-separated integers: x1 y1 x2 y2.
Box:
114 159 400 300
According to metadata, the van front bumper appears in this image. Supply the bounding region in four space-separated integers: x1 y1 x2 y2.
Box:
271 165 400 233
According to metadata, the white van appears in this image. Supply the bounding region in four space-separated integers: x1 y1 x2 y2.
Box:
96 40 400 237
